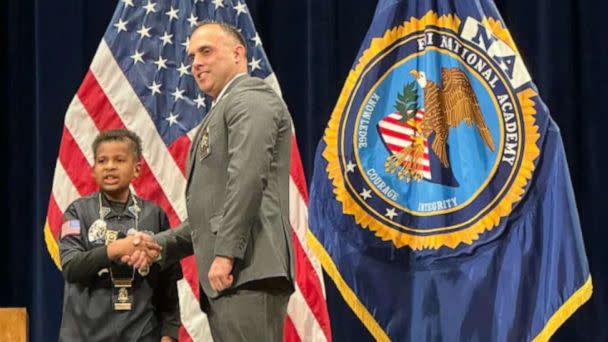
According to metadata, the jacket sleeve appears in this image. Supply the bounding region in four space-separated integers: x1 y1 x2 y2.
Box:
59 203 112 285
154 219 194 268
154 211 182 339
214 88 285 259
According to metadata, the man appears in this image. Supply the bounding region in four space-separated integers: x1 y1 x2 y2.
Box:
127 21 295 341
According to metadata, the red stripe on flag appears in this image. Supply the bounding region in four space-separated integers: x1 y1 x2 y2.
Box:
378 126 414 142
78 71 124 129
47 195 64 241
292 230 332 340
180 256 200 299
380 121 419 135
283 316 302 342
290 135 332 341
178 326 193 342
385 143 403 153
58 127 98 195
167 135 191 177
290 136 308 202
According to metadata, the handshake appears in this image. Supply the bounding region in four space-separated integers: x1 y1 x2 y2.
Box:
106 232 162 270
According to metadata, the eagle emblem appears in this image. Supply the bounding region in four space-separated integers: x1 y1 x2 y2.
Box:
382 67 495 184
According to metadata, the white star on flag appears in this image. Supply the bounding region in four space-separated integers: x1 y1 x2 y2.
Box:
212 0 225 10
251 32 262 47
360 188 372 200
143 1 157 14
194 94 206 108
114 19 128 32
153 56 168 70
171 87 185 101
249 57 261 72
346 160 356 173
130 50 144 64
233 2 247 15
147 81 162 95
137 25 152 39
177 63 190 77
166 112 180 126
165 6 179 21
187 13 198 27
160 32 173 46
122 0 134 7
385 207 398 219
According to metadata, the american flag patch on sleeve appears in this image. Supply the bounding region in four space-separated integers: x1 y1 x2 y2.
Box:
61 220 81 238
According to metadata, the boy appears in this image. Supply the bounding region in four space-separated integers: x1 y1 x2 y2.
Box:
58 129 181 342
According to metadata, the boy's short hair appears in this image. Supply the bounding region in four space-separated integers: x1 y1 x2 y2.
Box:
92 129 143 160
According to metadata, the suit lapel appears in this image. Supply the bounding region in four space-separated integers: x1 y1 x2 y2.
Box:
186 107 215 192
187 120 206 175
185 75 250 192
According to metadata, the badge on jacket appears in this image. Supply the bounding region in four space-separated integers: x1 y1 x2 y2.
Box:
88 219 107 243
199 127 211 161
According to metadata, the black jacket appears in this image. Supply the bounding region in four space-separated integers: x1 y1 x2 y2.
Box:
59 191 181 342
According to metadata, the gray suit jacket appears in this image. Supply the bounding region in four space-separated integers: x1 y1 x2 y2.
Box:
156 75 295 299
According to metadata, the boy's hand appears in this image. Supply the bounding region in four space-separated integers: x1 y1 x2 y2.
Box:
108 234 161 269
119 232 161 270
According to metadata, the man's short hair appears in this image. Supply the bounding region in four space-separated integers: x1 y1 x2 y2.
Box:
92 129 143 161
193 20 248 56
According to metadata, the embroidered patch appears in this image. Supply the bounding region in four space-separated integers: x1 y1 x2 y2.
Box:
61 220 81 238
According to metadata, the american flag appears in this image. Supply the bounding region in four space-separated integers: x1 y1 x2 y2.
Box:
43 0 331 341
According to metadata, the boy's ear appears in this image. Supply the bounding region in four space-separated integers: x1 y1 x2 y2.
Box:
134 160 141 177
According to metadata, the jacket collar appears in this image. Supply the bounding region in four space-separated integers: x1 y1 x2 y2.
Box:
99 191 139 220
210 73 248 108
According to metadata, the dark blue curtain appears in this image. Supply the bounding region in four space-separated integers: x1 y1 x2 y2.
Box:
1 0 605 341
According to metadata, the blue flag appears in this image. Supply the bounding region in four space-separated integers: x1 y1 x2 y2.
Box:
308 1 592 341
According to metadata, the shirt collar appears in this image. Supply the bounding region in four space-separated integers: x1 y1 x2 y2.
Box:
211 72 247 108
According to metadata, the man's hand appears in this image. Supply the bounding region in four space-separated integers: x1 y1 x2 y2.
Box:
208 256 234 292
108 233 161 270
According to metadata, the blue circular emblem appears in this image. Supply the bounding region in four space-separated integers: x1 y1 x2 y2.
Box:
324 13 539 249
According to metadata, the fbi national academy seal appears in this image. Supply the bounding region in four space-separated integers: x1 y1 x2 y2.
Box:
323 12 540 249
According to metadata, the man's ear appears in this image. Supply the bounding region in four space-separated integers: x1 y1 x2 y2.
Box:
234 44 246 62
